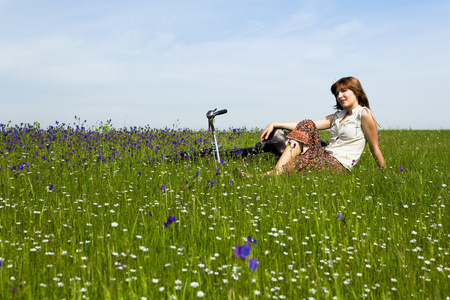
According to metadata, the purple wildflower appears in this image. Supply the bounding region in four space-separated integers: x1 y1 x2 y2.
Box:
247 236 257 245
12 286 17 294
399 166 404 171
249 258 259 271
148 211 153 217
337 212 345 221
234 244 252 259
48 184 54 190
164 215 176 228
160 184 166 191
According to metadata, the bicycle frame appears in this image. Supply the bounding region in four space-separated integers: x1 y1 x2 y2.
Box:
206 108 227 163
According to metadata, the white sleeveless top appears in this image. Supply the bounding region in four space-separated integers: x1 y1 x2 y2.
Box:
325 105 375 170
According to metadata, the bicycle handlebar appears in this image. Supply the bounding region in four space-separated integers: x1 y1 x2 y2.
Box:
214 109 227 116
206 108 227 119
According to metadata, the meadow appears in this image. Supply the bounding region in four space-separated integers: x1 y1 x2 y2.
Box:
0 120 448 299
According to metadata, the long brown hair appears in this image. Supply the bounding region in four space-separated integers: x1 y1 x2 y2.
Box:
331 77 370 110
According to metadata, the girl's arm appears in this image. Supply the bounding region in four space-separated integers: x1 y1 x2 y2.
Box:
361 109 386 169
260 122 299 141
313 114 334 130
260 115 334 142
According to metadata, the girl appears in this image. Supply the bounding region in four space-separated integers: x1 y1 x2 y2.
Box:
259 76 386 175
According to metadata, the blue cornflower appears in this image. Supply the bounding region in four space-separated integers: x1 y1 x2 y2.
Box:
234 244 251 259
249 258 259 272
337 212 345 222
247 236 257 245
164 215 176 228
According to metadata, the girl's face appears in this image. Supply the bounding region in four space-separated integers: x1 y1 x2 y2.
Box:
335 87 359 110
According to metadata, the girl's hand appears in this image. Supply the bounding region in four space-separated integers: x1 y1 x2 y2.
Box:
260 123 275 141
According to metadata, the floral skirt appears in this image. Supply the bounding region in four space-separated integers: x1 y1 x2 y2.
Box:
283 120 346 174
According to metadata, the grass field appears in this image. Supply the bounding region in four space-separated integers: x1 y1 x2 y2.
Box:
0 121 449 299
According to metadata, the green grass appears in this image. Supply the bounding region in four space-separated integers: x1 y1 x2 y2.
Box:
0 122 449 299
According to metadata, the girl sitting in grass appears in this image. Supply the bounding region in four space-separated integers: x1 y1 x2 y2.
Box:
258 76 386 175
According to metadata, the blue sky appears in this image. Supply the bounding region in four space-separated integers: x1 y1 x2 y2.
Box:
1 0 449 130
